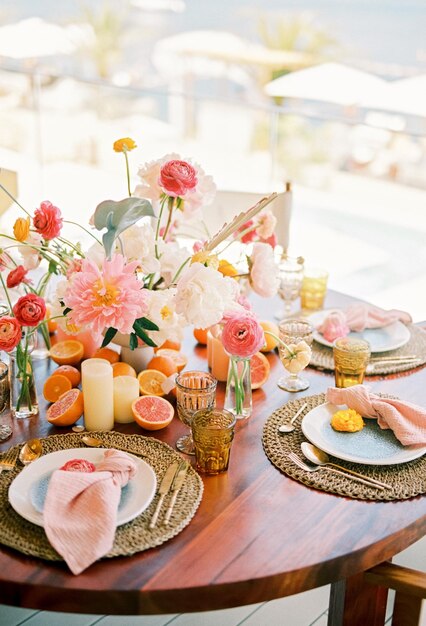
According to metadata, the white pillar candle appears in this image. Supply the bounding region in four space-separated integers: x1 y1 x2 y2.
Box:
113 375 139 423
81 359 114 431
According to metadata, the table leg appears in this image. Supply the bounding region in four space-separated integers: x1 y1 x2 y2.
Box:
328 573 389 626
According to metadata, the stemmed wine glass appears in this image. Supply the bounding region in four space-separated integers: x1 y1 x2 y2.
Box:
277 318 313 392
275 255 304 320
175 371 217 455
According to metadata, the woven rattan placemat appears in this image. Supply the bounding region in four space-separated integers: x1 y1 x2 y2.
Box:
309 325 426 375
262 394 426 501
0 431 203 561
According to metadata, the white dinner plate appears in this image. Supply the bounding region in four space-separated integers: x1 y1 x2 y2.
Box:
9 448 157 527
301 402 426 465
308 309 410 353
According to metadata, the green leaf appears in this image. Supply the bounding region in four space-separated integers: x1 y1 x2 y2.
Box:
101 327 118 348
133 321 157 347
48 259 58 275
93 197 155 259
129 333 138 350
62 307 72 316
135 316 159 331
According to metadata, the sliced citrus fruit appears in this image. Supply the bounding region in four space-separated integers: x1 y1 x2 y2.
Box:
43 374 72 403
154 339 181 352
155 349 187 372
250 352 271 389
112 362 137 378
137 369 167 396
146 354 178 377
45 305 58 333
93 347 120 364
132 395 174 430
49 340 84 365
53 365 81 387
193 327 208 345
259 321 279 352
46 389 84 426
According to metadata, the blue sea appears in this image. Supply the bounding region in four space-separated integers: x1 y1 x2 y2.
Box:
5 0 426 70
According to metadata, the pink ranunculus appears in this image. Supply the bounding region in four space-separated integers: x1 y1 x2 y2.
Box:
192 240 206 253
0 316 22 351
13 294 46 327
65 258 83 279
237 294 252 311
33 200 63 240
235 219 256 244
6 265 28 288
256 212 277 239
249 242 279 298
221 313 265 358
159 160 198 197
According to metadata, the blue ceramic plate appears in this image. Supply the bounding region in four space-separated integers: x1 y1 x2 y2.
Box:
301 403 426 465
8 448 156 527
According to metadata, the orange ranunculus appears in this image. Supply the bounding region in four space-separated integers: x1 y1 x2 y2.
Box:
218 259 238 277
113 137 137 153
13 217 30 242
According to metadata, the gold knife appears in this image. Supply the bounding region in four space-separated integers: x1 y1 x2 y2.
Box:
163 461 188 526
149 461 180 529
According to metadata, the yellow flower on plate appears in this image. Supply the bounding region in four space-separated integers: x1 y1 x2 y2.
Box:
218 259 238 277
13 217 30 242
331 408 364 432
113 137 137 153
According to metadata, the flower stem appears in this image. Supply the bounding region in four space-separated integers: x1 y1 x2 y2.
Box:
162 196 175 242
154 195 168 259
124 150 131 197
0 183 31 217
0 273 13 312
263 330 295 357
170 256 191 285
63 220 102 245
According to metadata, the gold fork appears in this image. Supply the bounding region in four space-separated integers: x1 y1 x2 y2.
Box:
0 447 19 473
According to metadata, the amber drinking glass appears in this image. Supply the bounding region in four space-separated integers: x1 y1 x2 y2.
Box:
333 337 371 388
191 408 236 475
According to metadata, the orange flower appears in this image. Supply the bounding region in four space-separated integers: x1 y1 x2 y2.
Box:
13 217 30 242
218 259 238 277
113 137 137 153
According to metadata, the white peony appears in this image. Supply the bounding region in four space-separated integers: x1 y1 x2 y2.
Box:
120 224 160 274
18 233 43 270
144 288 185 347
158 240 190 287
134 152 180 211
249 242 279 298
175 262 238 328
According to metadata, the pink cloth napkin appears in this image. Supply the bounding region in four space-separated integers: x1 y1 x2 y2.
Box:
318 304 412 342
326 385 426 447
44 450 137 575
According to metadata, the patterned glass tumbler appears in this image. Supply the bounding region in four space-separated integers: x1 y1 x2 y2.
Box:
192 408 236 475
175 371 217 455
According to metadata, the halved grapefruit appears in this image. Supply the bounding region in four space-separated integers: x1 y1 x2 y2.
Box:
132 395 174 430
46 388 84 426
250 352 270 389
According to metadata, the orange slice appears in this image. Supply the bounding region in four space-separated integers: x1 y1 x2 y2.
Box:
52 365 81 387
155 349 187 372
93 347 120 364
137 369 167 396
112 362 137 378
250 352 271 389
259 321 279 352
132 395 174 430
49 340 84 365
154 339 181 352
43 374 72 403
46 389 84 426
146 354 177 377
193 328 208 345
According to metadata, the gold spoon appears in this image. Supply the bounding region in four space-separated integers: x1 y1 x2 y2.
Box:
19 438 43 465
81 435 147 458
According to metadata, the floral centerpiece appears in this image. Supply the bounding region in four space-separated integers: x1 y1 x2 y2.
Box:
0 137 280 418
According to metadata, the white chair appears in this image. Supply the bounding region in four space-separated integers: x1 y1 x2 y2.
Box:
203 185 293 251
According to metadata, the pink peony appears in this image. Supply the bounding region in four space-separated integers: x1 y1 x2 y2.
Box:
317 311 350 343
65 258 83 279
33 200 63 240
0 316 22 351
249 243 279 298
6 265 28 288
159 160 198 197
63 253 149 336
221 313 265 358
13 294 46 327
256 212 277 239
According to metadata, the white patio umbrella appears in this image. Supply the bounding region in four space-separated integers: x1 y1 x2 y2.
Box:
264 62 387 106
0 17 78 59
360 73 426 118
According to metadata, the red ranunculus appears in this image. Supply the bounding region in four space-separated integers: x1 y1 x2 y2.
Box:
6 265 28 288
0 316 22 351
13 294 46 327
159 160 197 197
235 219 256 244
33 200 63 240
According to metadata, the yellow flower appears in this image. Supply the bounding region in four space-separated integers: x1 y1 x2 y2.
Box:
191 251 219 270
218 259 238 277
280 340 311 374
331 409 364 433
113 138 137 153
13 217 30 242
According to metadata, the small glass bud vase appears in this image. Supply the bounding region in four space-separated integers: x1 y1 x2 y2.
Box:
224 355 252 420
9 330 38 419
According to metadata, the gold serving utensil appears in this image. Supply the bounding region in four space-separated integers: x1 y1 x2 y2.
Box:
163 461 188 526
278 402 308 434
366 357 421 373
370 355 418 362
0 446 19 472
149 461 180 529
81 435 147 457
19 438 42 465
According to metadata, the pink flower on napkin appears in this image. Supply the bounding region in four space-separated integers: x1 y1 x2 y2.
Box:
44 450 137 575
326 385 426 447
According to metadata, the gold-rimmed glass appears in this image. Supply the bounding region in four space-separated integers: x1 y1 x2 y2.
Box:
277 318 313 392
275 255 304 320
175 371 217 455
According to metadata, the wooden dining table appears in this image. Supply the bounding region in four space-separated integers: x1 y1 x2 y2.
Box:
0 290 425 625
